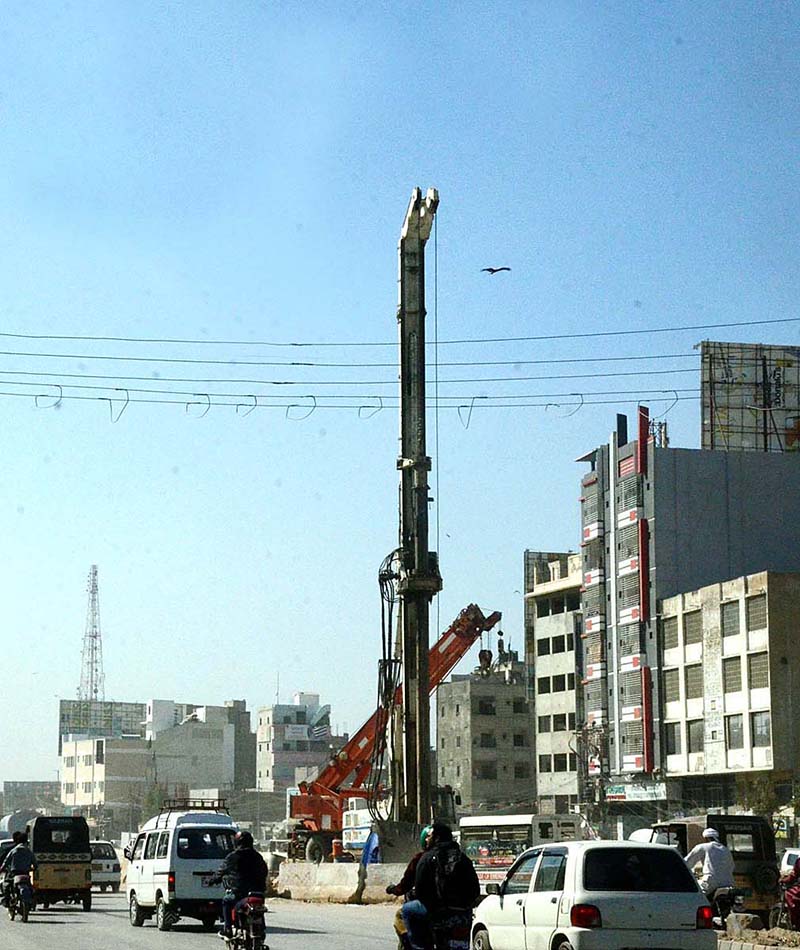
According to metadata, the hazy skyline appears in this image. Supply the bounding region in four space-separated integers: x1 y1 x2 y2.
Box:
1 2 799 780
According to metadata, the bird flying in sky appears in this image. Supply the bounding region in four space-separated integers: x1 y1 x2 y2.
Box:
481 266 511 274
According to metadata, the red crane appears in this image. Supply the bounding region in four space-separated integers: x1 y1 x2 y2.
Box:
288 604 501 861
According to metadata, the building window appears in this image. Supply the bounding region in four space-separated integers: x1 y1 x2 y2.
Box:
537 638 551 656
746 594 767 632
721 601 740 637
473 762 497 780
83 754 93 766
513 733 528 747
687 719 704 753
552 635 565 654
751 712 771 748
567 633 575 651
748 653 769 689
552 674 566 693
440 737 446 749
456 736 461 748
82 781 92 793
538 755 552 773
553 714 567 732
664 668 680 702
513 698 527 714
662 616 679 650
569 753 577 771
95 741 105 765
683 610 703 645
685 664 703 700
455 704 460 715
479 733 496 748
553 754 568 772
64 756 75 768
722 657 742 693
440 705 446 717
568 713 576 730
456 764 460 777
726 714 744 750
538 716 551 733
665 722 681 755
537 677 551 695
477 698 497 715
567 673 575 690
514 762 530 779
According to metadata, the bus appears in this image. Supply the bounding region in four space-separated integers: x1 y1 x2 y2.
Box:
459 813 594 892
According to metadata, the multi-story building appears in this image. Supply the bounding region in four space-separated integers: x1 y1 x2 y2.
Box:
256 693 336 792
578 407 800 817
437 650 536 812
60 736 152 835
524 551 582 814
659 571 800 809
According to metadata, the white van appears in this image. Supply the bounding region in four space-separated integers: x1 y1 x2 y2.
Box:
124 800 238 931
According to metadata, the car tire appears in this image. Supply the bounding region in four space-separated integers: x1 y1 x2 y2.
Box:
305 835 326 864
156 897 173 931
472 927 492 950
129 893 146 927
111 884 120 893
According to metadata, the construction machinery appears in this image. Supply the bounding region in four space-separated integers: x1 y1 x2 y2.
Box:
287 604 501 862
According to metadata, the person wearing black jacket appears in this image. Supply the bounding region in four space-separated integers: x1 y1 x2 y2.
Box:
402 822 480 950
209 831 268 938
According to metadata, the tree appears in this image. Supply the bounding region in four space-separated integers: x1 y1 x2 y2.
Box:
735 773 782 818
142 783 165 819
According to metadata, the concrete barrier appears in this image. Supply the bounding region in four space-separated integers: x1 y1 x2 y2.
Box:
276 861 408 904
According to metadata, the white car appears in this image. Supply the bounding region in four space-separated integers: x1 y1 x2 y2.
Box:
781 849 800 875
471 839 716 950
90 840 121 891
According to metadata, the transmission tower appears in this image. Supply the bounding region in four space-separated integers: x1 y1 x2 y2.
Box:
77 565 106 702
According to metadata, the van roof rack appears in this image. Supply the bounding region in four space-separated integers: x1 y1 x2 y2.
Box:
152 798 230 828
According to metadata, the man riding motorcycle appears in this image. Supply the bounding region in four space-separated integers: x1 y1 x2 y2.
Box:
685 828 735 901
387 825 434 949
401 821 480 950
208 830 268 938
0 832 38 908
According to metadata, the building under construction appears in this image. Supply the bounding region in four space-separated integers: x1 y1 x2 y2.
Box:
701 340 800 452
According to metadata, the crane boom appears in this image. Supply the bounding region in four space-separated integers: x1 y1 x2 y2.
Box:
289 604 501 836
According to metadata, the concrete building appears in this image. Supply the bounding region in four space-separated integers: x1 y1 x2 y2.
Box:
524 551 582 814
3 781 61 814
60 736 152 836
256 692 336 792
144 699 256 790
659 571 800 809
578 407 800 812
437 650 536 812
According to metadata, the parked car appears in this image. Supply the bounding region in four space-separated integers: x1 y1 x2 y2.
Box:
471 839 716 950
780 849 800 876
90 840 121 892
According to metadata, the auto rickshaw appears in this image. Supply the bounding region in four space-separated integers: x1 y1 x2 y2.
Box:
27 815 92 911
650 814 779 924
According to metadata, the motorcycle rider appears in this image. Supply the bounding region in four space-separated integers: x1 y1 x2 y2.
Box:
402 821 480 950
684 828 735 901
0 832 38 907
387 825 433 949
208 830 268 939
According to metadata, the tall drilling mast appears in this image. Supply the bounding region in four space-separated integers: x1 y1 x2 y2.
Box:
77 564 106 702
395 187 442 824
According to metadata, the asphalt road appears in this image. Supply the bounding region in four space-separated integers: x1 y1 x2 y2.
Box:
0 890 399 950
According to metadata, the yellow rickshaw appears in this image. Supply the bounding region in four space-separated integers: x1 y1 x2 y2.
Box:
27 815 92 911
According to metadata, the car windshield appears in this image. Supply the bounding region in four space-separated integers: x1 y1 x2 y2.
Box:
176 828 235 859
91 843 117 860
584 847 699 892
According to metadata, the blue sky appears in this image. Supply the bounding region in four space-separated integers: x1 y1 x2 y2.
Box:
1 2 799 781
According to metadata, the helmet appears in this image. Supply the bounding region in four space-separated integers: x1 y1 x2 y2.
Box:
11 831 24 844
702 828 719 840
235 831 254 849
419 825 434 849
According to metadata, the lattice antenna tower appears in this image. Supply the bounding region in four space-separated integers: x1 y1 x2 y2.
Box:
77 564 106 701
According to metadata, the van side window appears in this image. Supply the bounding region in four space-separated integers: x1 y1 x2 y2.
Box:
131 835 146 861
143 833 159 860
156 832 170 859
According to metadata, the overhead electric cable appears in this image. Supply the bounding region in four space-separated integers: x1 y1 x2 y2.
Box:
0 314 796 347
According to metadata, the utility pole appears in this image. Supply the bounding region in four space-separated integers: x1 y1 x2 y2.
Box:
395 187 442 825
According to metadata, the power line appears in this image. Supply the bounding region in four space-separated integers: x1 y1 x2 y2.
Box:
0 314 796 347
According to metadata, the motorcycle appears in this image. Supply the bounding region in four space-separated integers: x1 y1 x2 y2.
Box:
222 891 269 950
429 910 472 950
709 886 744 928
7 874 34 923
769 883 795 931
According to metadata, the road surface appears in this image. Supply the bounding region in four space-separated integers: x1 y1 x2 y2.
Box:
0 890 398 950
